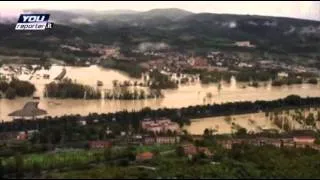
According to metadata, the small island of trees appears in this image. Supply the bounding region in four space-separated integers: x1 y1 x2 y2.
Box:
0 78 36 99
44 78 101 99
148 70 178 89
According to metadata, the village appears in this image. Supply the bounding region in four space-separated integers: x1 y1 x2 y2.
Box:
1 112 320 161
57 41 320 78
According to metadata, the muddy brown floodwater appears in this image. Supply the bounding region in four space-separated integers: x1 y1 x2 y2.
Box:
1 65 320 121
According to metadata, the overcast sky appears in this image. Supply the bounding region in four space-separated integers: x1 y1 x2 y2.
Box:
0 1 319 21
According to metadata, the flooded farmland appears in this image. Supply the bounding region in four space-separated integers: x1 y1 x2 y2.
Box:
0 64 320 121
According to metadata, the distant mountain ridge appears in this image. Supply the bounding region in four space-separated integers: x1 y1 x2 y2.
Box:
0 8 319 55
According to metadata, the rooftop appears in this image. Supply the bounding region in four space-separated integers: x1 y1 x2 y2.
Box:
8 101 47 117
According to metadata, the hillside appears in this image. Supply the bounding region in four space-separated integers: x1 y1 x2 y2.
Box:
0 8 319 59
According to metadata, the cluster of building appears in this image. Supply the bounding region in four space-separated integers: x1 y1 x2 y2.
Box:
179 143 213 158
142 136 180 145
216 135 317 150
127 134 180 146
61 43 121 61
0 130 39 142
0 64 36 82
140 118 180 134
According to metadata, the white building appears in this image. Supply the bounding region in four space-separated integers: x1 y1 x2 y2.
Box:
238 62 253 68
141 118 180 133
277 72 289 78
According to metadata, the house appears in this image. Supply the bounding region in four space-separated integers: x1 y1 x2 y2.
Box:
79 120 87 126
136 152 154 161
270 141 282 148
156 136 180 144
105 129 113 135
143 136 180 145
216 139 231 149
145 125 163 133
88 141 112 149
120 131 126 136
238 62 253 68
277 72 289 79
143 137 156 145
216 62 223 66
293 136 315 144
140 118 180 134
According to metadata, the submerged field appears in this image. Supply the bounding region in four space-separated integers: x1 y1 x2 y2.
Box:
184 107 320 135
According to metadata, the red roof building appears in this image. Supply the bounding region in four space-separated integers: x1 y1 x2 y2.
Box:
293 136 315 145
293 136 315 143
143 136 180 145
136 152 154 161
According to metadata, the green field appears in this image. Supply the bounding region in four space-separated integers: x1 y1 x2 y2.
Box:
2 149 104 173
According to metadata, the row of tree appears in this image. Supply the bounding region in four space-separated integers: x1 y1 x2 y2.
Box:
1 95 320 135
148 70 178 89
104 87 163 100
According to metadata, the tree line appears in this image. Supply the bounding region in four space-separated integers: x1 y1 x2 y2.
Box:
0 79 36 99
104 87 163 100
44 78 101 99
1 95 320 134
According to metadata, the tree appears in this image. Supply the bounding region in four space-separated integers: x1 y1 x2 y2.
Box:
152 149 160 156
0 81 9 92
203 128 210 137
118 159 129 167
306 113 315 126
5 87 16 99
104 148 112 161
112 80 118 87
176 146 184 157
32 162 41 176
0 158 3 179
235 128 247 137
15 153 24 178
225 116 232 124
218 82 222 93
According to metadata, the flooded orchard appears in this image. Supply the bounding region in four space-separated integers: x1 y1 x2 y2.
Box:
0 64 320 121
184 107 320 135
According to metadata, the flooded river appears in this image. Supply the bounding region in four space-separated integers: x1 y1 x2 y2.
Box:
1 65 320 121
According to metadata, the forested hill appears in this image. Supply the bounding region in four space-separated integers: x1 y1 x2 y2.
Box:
0 8 320 54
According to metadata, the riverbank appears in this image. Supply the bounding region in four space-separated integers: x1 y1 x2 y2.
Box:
1 95 320 132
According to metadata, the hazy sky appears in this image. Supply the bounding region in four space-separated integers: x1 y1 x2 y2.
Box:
0 1 320 21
